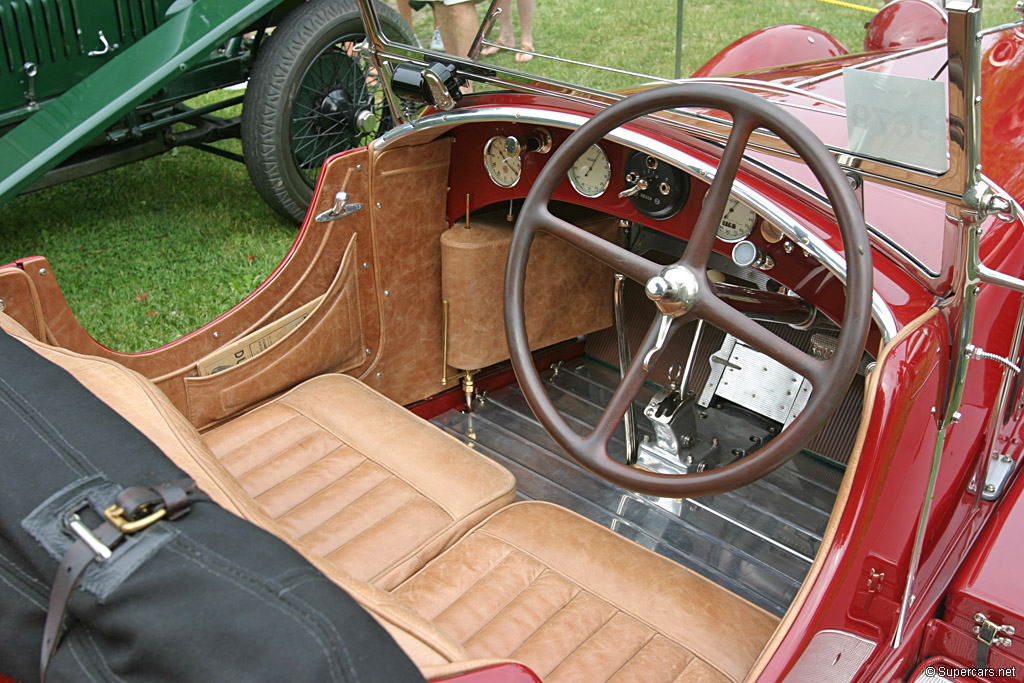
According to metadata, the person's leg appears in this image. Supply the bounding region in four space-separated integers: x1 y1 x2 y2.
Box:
514 0 534 62
447 1 480 58
429 3 445 50
396 0 413 28
480 0 512 55
433 3 457 56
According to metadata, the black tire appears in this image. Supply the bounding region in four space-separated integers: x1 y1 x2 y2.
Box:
242 0 417 223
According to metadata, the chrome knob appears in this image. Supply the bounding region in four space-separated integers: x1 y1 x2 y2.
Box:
646 276 673 301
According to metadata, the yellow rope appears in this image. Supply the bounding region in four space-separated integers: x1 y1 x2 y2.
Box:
813 0 879 13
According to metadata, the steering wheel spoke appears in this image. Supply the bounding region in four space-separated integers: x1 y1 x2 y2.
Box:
538 210 661 285
506 83 871 498
682 113 757 270
699 289 826 387
590 314 676 448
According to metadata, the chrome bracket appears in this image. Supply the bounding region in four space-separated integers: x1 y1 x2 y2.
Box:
67 513 113 560
23 62 37 109
965 343 1021 374
972 613 1015 668
974 452 1017 501
964 178 1018 224
643 314 673 371
315 191 364 223
87 30 118 57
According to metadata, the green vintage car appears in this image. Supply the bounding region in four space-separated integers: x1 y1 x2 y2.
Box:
0 0 414 222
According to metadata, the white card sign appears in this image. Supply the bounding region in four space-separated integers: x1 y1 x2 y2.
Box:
843 67 948 172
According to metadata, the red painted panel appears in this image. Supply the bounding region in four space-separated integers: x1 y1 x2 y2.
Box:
921 622 1024 681
863 0 947 52
944 472 1024 661
693 25 849 78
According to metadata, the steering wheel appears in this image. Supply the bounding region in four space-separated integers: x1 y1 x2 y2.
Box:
505 84 872 498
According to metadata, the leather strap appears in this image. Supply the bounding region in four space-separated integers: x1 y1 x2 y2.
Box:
40 479 197 681
40 520 123 682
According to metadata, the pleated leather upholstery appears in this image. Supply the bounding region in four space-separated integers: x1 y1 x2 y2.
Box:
202 374 516 589
395 502 779 683
3 313 778 681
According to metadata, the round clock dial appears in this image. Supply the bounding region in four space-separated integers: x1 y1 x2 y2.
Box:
568 144 611 198
483 135 522 188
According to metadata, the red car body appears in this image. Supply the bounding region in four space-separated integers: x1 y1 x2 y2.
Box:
2 0 1023 681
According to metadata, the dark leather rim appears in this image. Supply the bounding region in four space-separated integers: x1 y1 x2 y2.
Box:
504 83 872 498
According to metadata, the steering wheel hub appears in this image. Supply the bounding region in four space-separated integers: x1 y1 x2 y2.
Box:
645 265 700 317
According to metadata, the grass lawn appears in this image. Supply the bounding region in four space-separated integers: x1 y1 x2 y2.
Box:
0 0 1017 352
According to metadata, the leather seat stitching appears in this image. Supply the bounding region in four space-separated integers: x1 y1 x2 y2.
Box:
279 402 464 517
221 418 322 478
295 469 401 542
278 393 513 518
672 654 711 683
542 603 621 679
320 492 433 560
426 544 515 623
501 578 585 659
475 528 740 682
458 564 563 648
256 445 365 518
600 629 666 682
212 409 300 453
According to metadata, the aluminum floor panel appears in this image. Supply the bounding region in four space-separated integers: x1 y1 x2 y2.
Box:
431 357 844 616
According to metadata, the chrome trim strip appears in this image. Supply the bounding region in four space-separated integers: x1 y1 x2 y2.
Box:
378 107 898 343
686 77 847 110
793 40 947 89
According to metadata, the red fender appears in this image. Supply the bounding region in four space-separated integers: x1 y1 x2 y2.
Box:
864 0 947 51
692 25 849 78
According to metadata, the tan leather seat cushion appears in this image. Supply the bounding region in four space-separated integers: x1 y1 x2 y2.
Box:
202 374 515 589
394 501 779 683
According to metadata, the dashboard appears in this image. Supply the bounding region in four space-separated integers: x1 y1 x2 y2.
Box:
453 122 802 287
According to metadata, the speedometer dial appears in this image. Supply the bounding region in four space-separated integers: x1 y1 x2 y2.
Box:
713 197 758 243
568 144 611 198
483 135 522 188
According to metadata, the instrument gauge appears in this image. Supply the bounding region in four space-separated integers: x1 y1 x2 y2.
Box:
713 197 758 243
483 135 522 188
622 152 689 219
568 144 611 198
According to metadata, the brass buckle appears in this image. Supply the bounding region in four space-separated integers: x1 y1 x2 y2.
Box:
103 504 166 534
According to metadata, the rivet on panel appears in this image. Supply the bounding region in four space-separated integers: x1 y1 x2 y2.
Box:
376 372 383 378
384 290 390 297
365 348 371 355
362 262 369 269
356 164 362 171
213 331 219 338
376 202 382 209
38 268 47 276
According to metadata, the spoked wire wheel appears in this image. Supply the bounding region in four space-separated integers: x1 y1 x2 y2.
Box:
289 38 386 187
242 0 416 222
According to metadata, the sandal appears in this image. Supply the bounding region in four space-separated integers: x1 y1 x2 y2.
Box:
514 42 534 63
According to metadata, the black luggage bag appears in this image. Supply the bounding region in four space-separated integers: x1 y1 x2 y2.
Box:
0 330 424 682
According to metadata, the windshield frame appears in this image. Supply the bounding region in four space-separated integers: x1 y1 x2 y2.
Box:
357 0 1012 294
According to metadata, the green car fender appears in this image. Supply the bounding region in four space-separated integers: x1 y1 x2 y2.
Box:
0 0 282 206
